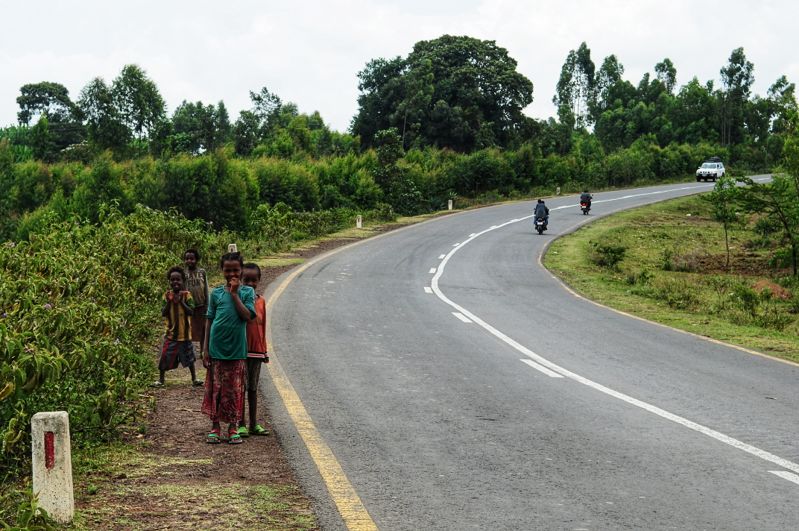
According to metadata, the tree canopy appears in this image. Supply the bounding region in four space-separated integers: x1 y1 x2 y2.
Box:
352 35 534 151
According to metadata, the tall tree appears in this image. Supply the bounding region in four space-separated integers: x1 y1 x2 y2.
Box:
591 54 626 123
78 77 130 151
233 110 260 156
553 42 596 129
719 47 754 146
215 101 232 144
249 86 284 138
654 58 677 94
352 35 533 151
16 82 85 156
392 57 434 149
16 82 80 125
351 57 407 147
111 65 166 140
767 75 798 134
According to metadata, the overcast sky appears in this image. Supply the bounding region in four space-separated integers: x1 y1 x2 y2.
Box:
1 0 797 132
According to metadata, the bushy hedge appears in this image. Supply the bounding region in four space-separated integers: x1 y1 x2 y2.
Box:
0 206 222 477
0 135 749 243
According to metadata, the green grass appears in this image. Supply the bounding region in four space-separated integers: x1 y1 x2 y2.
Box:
544 195 799 362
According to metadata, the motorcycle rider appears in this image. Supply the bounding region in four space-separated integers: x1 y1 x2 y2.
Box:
534 199 549 226
580 190 593 208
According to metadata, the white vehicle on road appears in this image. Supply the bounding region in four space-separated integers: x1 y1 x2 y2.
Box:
696 160 725 182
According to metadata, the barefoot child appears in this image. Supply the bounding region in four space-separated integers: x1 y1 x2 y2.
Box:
201 252 255 444
156 266 202 387
184 249 209 354
238 263 269 437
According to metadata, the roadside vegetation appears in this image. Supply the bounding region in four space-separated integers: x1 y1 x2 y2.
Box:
545 194 799 362
1 33 797 527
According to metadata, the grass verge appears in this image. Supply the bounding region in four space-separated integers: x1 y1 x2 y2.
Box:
544 194 799 362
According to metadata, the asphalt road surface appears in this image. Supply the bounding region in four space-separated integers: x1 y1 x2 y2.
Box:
264 177 799 530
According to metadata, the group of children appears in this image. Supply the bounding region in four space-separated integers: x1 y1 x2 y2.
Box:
157 248 269 445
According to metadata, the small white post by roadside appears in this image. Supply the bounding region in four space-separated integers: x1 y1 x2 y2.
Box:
227 243 238 253
31 411 74 524
555 186 561 196
356 215 363 229
447 199 453 211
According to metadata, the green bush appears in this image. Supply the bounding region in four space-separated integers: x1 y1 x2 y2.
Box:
589 241 627 269
0 206 220 477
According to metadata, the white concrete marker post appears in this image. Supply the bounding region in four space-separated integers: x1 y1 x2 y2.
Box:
227 243 238 253
356 215 363 229
31 411 74 524
555 186 561 196
447 199 453 210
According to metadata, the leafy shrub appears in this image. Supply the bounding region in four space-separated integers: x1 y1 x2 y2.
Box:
653 277 699 310
589 241 627 269
0 206 220 476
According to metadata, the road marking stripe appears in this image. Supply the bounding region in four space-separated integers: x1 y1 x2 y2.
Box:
771 471 799 486
267 253 378 530
520 359 564 378
432 181 799 478
438 254 446 259
267 357 377 530
429 267 436 274
424 287 433 294
453 242 460 247
452 312 472 323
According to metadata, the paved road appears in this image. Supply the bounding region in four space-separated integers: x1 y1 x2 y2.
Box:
264 178 799 530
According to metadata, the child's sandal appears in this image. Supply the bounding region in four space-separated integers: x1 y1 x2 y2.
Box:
252 424 269 436
228 432 243 445
206 429 221 444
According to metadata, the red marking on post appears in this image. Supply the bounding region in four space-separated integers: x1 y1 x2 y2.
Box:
44 431 55 470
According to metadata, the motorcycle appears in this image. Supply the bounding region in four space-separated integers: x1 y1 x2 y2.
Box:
534 216 547 235
580 201 591 215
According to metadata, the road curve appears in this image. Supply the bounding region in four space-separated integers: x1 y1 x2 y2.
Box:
264 177 799 530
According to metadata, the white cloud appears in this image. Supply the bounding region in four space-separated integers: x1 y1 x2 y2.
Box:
1 0 797 131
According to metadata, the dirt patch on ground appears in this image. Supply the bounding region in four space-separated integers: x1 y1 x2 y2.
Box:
672 249 785 277
74 225 411 530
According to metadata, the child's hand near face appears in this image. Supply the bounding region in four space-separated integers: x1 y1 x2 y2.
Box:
166 291 174 302
228 276 240 294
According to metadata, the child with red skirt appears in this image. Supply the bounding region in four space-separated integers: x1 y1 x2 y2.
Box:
201 252 255 444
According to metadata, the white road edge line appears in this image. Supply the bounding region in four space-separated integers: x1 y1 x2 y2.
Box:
424 287 433 294
452 312 472 323
770 471 799 486
520 359 564 378
429 267 436 274
432 183 799 477
438 254 446 259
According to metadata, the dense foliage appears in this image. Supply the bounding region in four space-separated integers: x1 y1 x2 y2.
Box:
1 35 797 523
0 200 396 487
0 207 216 477
352 35 534 151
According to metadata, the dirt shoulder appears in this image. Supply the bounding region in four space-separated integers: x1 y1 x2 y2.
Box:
72 216 443 530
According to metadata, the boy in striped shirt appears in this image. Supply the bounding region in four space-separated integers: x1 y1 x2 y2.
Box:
155 266 202 387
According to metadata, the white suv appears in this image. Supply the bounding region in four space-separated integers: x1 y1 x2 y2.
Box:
696 161 725 182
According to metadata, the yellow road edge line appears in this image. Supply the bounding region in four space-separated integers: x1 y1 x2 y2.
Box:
265 241 381 531
538 233 799 369
266 355 377 530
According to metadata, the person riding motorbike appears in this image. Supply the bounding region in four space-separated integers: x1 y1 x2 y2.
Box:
534 199 549 226
580 190 593 208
